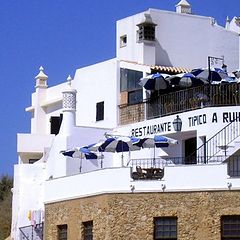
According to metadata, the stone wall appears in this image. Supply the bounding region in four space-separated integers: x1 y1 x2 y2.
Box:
45 191 240 240
119 103 145 125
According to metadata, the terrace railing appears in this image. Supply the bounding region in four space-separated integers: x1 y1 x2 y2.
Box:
190 119 240 163
19 223 44 240
129 155 240 180
119 83 240 124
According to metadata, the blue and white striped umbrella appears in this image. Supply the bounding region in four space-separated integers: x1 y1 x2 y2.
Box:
139 73 170 90
233 69 240 79
88 136 141 153
211 76 239 85
133 135 178 148
191 68 228 83
167 72 208 88
61 147 98 159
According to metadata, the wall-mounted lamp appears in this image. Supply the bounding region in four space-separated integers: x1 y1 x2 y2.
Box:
172 115 182 132
227 182 232 189
161 183 166 191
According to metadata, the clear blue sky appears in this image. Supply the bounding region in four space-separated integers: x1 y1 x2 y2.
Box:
0 0 239 176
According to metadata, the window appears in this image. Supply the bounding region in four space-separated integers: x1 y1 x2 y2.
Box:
154 217 177 240
96 101 104 121
83 221 93 240
120 68 143 92
128 89 143 104
58 224 67 240
50 114 63 135
120 35 127 47
120 68 143 104
221 215 240 239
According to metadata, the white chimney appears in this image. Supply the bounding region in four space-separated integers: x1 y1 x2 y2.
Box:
59 75 77 136
176 0 192 14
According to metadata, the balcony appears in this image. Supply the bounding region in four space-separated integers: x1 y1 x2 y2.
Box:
119 83 240 125
44 156 240 203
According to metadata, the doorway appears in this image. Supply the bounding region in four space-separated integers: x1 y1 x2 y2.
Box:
184 137 197 164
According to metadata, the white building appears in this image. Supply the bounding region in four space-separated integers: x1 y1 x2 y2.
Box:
12 1 240 239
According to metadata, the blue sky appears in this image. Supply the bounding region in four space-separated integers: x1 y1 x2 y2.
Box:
0 0 239 176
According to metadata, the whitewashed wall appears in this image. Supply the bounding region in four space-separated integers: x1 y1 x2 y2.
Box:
74 59 118 129
117 9 239 72
11 164 45 240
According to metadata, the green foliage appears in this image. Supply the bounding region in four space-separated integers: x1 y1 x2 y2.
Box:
0 175 13 240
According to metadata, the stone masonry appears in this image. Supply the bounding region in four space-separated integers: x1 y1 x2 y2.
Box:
44 191 240 240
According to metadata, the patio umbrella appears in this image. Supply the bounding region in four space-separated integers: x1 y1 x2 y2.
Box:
191 68 228 83
89 136 141 152
61 147 98 159
132 135 178 166
139 73 170 91
133 135 178 148
233 69 240 79
167 72 208 88
88 136 141 166
61 147 98 172
212 76 238 85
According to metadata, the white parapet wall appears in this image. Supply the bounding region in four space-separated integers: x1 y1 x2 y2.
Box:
44 163 240 204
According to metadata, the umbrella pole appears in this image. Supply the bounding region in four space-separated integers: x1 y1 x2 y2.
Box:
153 145 156 167
121 153 124 167
100 153 103 168
79 155 82 173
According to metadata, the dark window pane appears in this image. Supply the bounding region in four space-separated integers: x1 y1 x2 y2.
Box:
58 224 67 240
221 215 240 239
120 68 128 91
83 221 93 240
128 89 143 104
120 68 143 92
50 114 63 135
96 101 104 121
154 217 177 240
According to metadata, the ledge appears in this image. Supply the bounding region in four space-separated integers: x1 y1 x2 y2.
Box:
40 97 62 108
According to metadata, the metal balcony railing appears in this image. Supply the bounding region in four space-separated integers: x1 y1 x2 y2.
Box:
190 120 240 163
129 155 240 180
19 222 44 240
119 83 240 124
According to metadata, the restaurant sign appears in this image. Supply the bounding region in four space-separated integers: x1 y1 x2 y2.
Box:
131 111 240 137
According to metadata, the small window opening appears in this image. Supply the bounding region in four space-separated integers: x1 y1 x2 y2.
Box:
96 101 104 121
120 35 127 47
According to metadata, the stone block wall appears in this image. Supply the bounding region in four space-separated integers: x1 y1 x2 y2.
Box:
45 191 240 240
119 103 145 125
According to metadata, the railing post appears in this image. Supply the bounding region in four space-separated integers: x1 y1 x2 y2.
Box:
224 127 227 156
203 137 207 164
